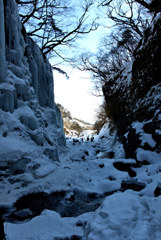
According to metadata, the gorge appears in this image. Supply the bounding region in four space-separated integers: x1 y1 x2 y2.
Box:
0 0 161 239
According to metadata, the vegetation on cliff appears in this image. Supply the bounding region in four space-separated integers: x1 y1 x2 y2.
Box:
57 103 93 136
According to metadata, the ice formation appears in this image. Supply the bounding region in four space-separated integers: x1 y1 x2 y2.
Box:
0 0 65 205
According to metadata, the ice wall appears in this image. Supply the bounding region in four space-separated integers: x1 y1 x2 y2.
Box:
0 0 6 83
0 0 65 166
25 36 54 108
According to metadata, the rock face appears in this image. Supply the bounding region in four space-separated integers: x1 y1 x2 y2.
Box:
0 0 65 165
103 14 161 159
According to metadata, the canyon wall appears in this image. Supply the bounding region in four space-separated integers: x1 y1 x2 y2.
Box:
103 14 161 159
0 0 65 167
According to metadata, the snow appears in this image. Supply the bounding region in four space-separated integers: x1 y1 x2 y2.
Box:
5 210 90 240
15 105 39 130
1 0 161 239
140 133 156 148
136 148 161 164
3 125 161 239
0 135 36 159
132 121 157 149
84 192 161 240
132 121 143 134
0 116 160 240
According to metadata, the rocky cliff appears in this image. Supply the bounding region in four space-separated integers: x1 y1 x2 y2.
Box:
103 14 161 160
0 0 65 204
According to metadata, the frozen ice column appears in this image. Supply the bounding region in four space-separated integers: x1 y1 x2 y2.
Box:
0 0 6 83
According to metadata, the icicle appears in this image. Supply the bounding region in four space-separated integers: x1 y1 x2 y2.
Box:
0 0 6 83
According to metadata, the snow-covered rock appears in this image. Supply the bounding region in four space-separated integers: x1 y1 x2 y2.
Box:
84 192 161 240
103 13 161 159
1 1 161 240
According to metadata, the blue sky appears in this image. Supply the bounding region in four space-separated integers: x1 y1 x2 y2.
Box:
51 1 107 124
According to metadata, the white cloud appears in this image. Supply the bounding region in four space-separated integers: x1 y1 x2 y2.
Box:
53 68 103 124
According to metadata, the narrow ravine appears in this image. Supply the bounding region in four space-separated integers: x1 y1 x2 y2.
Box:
1 0 161 239
2 134 146 228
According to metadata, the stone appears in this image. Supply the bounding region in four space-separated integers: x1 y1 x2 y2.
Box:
99 163 104 168
121 180 146 192
154 186 161 197
143 122 156 134
113 161 136 177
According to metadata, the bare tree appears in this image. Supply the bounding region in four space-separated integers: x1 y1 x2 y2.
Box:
133 0 161 13
80 0 154 86
16 0 98 58
78 51 113 98
79 24 134 88
93 101 108 133
99 0 153 37
100 0 160 12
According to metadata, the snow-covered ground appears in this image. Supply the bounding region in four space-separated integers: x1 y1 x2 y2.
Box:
3 124 161 240
1 1 161 239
